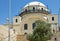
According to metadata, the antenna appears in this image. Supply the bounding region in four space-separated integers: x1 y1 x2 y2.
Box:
58 0 60 27
8 0 11 41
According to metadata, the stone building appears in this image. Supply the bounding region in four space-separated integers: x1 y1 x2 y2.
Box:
0 1 59 41
12 1 59 41
0 25 17 41
13 1 59 35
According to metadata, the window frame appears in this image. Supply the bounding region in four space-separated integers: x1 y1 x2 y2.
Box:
32 23 36 29
33 7 35 12
16 19 18 23
52 17 54 21
24 24 28 30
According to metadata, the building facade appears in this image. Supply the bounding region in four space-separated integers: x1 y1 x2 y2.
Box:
13 1 59 35
0 1 59 41
0 25 17 41
12 2 59 41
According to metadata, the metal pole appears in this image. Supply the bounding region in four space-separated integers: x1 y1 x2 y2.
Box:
8 0 11 41
8 18 10 41
58 8 60 31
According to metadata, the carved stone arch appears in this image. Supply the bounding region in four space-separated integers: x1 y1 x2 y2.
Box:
23 15 47 22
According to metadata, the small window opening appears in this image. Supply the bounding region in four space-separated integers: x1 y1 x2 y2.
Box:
16 19 18 23
41 8 43 11
24 24 28 30
52 17 54 21
32 23 36 29
54 38 57 41
33 7 35 11
25 9 27 13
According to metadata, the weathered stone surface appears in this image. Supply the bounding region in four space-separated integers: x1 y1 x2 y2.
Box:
16 35 28 41
16 32 60 41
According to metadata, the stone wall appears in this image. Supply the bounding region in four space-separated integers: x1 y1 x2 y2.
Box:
16 35 28 41
16 31 60 41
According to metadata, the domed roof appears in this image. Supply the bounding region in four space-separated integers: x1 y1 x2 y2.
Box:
19 1 50 16
24 1 46 8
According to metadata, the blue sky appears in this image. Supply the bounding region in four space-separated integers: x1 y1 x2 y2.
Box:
0 0 60 26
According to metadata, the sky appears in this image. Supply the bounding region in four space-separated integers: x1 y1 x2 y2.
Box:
0 0 60 26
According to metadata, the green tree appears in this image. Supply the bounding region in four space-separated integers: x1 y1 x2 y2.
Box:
27 20 52 41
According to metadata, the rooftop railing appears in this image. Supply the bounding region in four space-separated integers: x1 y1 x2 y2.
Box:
19 9 50 16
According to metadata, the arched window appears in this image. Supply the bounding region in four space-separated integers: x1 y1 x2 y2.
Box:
16 19 18 23
25 9 27 13
41 8 43 11
32 23 36 29
33 7 35 12
24 24 28 30
52 17 54 21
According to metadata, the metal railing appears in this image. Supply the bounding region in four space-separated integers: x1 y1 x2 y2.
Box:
19 9 50 16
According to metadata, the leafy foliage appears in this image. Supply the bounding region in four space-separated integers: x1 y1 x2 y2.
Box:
27 20 52 41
